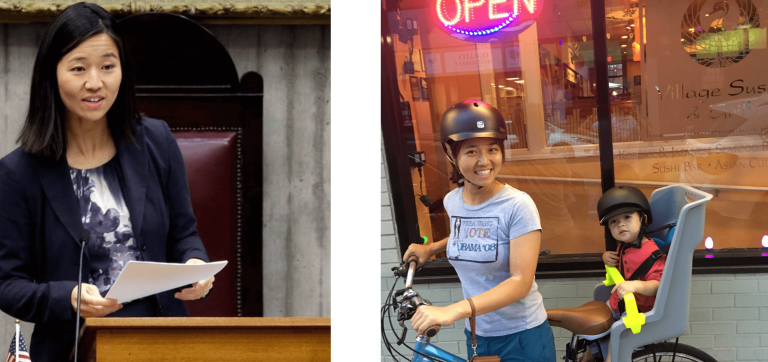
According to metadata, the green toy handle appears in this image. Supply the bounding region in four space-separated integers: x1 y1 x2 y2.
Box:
603 265 646 334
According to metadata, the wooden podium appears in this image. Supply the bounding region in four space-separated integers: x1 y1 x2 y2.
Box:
80 317 330 361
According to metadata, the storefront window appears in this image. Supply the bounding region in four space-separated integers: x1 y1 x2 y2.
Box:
623 0 768 254
383 0 768 278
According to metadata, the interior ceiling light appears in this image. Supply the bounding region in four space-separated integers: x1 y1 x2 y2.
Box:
514 80 525 83
622 35 628 38
621 44 627 47
506 77 519 80
498 85 504 88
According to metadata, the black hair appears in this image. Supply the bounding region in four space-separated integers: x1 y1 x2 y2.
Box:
637 211 650 241
607 210 649 226
17 2 139 160
447 138 506 185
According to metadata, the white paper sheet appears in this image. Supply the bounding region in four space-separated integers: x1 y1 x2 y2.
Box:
104 260 227 303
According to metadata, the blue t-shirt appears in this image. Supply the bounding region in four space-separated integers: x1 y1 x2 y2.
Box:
445 184 547 337
70 156 140 295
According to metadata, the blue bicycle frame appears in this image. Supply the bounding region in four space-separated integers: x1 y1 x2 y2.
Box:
411 335 465 362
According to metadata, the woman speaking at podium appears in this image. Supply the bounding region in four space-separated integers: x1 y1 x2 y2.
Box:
0 3 214 361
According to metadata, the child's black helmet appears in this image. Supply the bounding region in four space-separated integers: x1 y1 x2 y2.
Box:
597 186 652 226
440 100 507 162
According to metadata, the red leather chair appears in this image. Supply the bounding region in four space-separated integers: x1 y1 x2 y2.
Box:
175 131 238 317
119 14 263 317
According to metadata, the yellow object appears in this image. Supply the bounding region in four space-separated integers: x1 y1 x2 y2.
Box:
602 265 623 287
602 265 646 334
621 294 646 334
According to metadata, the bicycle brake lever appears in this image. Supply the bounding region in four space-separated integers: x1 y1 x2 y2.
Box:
391 265 403 278
392 263 411 278
397 321 408 345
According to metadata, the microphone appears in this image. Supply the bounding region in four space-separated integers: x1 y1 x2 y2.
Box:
74 229 90 362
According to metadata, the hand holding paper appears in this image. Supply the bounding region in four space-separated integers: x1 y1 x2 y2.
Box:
70 283 122 318
104 260 227 304
175 258 215 300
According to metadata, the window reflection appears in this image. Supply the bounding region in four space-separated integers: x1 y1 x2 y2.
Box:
384 0 768 257
386 0 608 256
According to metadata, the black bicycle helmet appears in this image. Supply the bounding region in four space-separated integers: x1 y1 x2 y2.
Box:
597 186 652 226
440 100 507 162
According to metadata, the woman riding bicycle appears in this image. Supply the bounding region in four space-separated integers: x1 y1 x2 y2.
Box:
402 100 556 362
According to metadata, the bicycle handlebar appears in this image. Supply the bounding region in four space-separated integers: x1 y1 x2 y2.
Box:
405 256 418 288
399 256 441 338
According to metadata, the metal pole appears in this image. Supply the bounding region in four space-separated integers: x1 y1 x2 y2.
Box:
15 319 20 362
590 0 617 251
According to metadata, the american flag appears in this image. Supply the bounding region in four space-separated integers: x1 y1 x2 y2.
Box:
5 331 30 362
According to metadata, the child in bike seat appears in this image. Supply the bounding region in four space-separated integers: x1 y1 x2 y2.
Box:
598 186 667 362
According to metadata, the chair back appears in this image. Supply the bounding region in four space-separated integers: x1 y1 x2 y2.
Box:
119 13 264 317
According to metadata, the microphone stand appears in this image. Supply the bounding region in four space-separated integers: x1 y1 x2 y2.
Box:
74 230 89 362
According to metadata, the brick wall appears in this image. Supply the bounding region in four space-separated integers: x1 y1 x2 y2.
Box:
381 144 768 362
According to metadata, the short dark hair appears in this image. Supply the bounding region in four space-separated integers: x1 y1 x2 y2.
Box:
607 210 644 223
17 2 139 160
447 138 506 185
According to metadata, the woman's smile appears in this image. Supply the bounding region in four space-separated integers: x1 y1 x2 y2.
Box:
83 95 105 108
475 168 492 177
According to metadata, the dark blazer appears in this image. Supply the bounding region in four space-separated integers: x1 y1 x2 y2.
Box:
0 118 209 361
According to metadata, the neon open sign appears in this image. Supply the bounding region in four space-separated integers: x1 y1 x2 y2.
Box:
433 0 543 40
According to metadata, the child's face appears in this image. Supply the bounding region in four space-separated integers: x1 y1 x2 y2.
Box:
608 211 643 243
